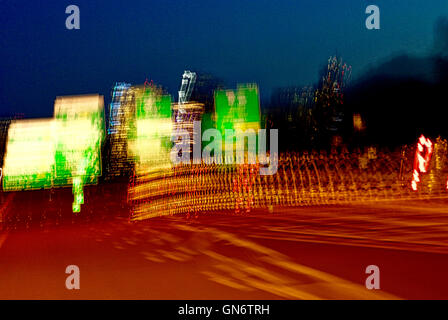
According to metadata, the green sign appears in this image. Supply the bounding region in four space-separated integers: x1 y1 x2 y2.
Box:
2 95 105 212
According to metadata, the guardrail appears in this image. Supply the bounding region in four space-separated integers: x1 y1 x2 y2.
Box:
128 142 448 220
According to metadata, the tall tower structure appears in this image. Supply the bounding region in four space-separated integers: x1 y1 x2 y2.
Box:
173 71 204 159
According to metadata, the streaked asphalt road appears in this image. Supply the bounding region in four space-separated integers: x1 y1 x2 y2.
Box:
0 196 447 299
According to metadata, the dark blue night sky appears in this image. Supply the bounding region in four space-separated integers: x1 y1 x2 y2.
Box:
0 0 447 118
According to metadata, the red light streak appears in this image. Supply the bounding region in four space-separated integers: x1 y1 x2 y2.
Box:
411 135 433 191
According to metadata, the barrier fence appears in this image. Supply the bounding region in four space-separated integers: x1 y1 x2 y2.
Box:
129 138 448 220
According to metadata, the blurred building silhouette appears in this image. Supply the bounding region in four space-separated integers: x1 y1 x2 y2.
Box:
172 101 204 158
172 71 204 159
191 73 225 115
269 56 351 151
314 56 351 148
0 118 12 170
269 86 316 151
106 83 135 178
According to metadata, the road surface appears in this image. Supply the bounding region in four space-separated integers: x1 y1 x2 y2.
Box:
0 186 447 299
